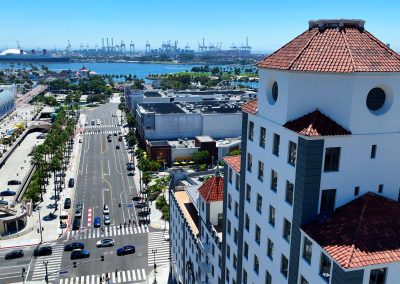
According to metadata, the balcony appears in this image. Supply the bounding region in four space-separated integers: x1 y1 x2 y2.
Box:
200 261 211 275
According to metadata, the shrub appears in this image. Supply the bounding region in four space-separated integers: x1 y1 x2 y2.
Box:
199 164 207 171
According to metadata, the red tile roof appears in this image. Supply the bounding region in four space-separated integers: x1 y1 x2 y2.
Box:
302 193 400 269
257 20 400 73
241 98 258 114
283 110 351 137
198 176 224 202
223 155 241 173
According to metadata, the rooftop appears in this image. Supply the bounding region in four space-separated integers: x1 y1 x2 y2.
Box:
241 97 258 114
175 190 199 235
302 193 400 269
223 155 241 173
139 103 185 114
195 135 215 143
257 19 400 73
198 175 224 203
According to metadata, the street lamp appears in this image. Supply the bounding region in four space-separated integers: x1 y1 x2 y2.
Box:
37 210 43 243
152 249 157 284
43 260 49 283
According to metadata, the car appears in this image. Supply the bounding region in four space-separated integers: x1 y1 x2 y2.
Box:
94 217 101 228
64 242 84 251
5 250 24 260
102 204 110 215
79 139 82 143
117 245 135 256
76 201 83 210
96 238 115 248
59 221 67 229
71 249 90 260
36 134 46 139
7 180 21 185
0 200 8 206
33 246 52 257
104 215 111 225
113 133 117 136
107 139 112 143
72 218 80 230
116 145 120 150
64 198 71 209
68 178 75 188
84 122 88 126
163 233 170 241
97 121 100 126
118 136 123 141
0 189 16 196
127 163 134 171
75 209 82 218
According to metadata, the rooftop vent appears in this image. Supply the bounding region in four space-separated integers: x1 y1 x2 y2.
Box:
309 19 365 31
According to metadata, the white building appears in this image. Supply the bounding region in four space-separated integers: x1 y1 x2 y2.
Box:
223 19 400 284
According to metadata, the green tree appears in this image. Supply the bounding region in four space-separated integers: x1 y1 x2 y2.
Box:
192 150 209 165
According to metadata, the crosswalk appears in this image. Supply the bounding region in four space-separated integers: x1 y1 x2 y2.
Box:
66 225 149 240
148 231 170 266
59 268 146 284
83 130 122 136
31 244 64 281
84 125 118 129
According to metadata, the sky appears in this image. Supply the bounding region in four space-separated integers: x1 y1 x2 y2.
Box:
1 0 400 53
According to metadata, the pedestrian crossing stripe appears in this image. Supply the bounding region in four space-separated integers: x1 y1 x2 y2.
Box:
147 231 170 266
67 225 149 240
59 269 146 284
84 125 118 128
31 245 64 280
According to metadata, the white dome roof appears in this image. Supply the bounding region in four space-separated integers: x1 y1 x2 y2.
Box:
0 49 26 56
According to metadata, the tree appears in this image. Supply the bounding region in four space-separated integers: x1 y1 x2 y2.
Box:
229 149 241 156
192 150 209 165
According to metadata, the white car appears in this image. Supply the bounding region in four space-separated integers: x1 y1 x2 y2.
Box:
103 205 110 215
97 120 101 125
96 238 114 247
104 215 111 225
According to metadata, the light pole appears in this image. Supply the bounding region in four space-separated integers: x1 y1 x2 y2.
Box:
43 260 49 283
152 249 157 284
37 210 43 243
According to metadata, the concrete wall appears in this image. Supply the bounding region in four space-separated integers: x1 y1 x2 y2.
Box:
171 146 199 162
202 113 242 139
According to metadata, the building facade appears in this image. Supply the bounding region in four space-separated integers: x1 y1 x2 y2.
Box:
0 85 16 120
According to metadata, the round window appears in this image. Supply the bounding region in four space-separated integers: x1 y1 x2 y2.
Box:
366 88 385 111
272 81 278 102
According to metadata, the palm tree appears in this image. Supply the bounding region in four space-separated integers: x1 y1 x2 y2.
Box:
49 157 61 211
31 147 45 201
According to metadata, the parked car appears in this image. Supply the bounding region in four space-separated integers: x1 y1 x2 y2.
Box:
72 218 80 230
64 242 84 251
118 136 123 141
94 217 101 228
79 139 82 143
0 189 16 196
64 198 71 209
75 209 82 218
113 133 118 136
8 180 21 185
0 200 9 206
96 238 114 248
104 215 111 225
102 204 110 215
36 134 46 139
71 249 90 260
127 163 134 171
33 246 52 257
68 178 75 188
107 139 112 143
5 250 24 260
76 202 83 210
116 145 120 149
117 245 135 256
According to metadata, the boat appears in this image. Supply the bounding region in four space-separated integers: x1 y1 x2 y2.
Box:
0 48 70 63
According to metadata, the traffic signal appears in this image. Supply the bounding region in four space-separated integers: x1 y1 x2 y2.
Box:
73 262 77 268
101 255 104 261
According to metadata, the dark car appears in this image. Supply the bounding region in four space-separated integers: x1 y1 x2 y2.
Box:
0 189 16 197
64 242 84 251
36 134 46 139
33 246 52 257
72 218 80 230
71 249 90 260
64 198 71 209
5 250 24 260
117 245 135 256
113 133 118 136
107 139 112 143
68 178 75 188
118 136 123 141
7 180 21 185
0 200 9 206
116 145 120 150
76 202 83 210
127 163 134 171
94 217 101 228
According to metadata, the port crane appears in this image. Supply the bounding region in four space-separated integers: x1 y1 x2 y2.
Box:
129 41 135 53
66 40 71 53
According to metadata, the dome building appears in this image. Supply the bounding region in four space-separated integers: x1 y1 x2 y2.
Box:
0 49 26 56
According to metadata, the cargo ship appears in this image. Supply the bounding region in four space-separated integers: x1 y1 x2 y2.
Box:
0 48 70 63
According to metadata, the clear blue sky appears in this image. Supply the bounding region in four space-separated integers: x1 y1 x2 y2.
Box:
1 0 400 53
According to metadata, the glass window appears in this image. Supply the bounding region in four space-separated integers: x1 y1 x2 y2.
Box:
265 271 272 284
320 189 336 214
235 173 240 190
245 214 250 231
260 127 266 148
228 168 232 183
228 194 232 210
246 184 251 202
281 254 288 278
227 244 230 259
283 218 291 242
234 202 239 218
255 225 261 245
247 153 253 172
243 269 248 284
254 254 259 274
244 242 249 259
256 194 262 213
300 276 309 284
371 145 377 159
320 253 331 282
378 184 384 193
269 205 276 226
258 161 264 181
273 133 280 156
233 253 237 270
234 229 238 244
324 147 341 172
226 268 230 282
248 121 254 141
218 213 223 227
303 237 312 264
288 141 297 165
354 186 360 197
369 268 386 284
271 170 278 191
227 220 231 235
285 181 294 205
267 238 274 259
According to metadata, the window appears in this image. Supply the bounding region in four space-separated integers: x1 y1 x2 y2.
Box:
234 202 239 218
324 147 341 172
248 121 254 141
202 200 205 212
233 254 237 270
227 220 231 235
256 194 262 213
320 253 331 282
235 174 239 190
260 127 266 148
303 237 312 264
245 214 250 231
255 225 261 245
272 81 279 102
271 170 278 191
371 145 377 159
254 255 259 274
288 141 297 165
369 268 386 284
265 271 272 284
366 87 386 111
212 265 215 277
378 184 384 193
281 254 288 278
228 194 232 210
228 168 232 184
273 134 280 156
320 189 336 214
267 238 274 259
226 268 230 282
300 276 309 284
246 184 251 202
218 213 223 227
283 219 291 242
269 205 276 226
234 229 238 244
354 186 360 197
285 181 294 205
244 242 249 259
227 244 231 259
247 153 253 172
219 255 222 268
258 161 264 181
243 269 248 284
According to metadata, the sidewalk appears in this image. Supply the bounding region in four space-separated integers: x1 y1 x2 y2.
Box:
147 264 171 284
